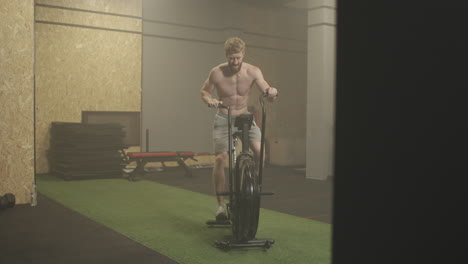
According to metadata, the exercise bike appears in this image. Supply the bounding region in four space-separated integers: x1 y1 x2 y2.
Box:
206 93 276 250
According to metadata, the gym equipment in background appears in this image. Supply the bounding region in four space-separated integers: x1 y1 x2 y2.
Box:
48 122 126 180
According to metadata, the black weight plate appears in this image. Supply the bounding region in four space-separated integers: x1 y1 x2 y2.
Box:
0 196 8 210
4 193 16 208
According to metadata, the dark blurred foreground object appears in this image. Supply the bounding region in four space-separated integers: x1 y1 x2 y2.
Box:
48 122 127 180
0 193 16 210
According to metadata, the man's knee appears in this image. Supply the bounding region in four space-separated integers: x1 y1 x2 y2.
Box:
215 152 228 164
250 141 261 155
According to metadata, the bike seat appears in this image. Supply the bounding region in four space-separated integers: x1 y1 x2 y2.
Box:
234 113 253 130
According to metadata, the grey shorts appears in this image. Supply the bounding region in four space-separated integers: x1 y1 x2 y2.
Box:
213 112 262 154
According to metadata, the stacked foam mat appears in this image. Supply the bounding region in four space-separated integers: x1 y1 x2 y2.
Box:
49 122 127 180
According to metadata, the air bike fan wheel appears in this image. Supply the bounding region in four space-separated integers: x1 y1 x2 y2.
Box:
231 153 261 242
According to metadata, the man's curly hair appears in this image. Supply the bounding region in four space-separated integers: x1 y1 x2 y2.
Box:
224 37 246 55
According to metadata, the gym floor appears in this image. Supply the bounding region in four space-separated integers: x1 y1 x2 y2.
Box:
0 165 332 264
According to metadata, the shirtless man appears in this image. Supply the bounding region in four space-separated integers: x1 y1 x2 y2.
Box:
200 37 278 219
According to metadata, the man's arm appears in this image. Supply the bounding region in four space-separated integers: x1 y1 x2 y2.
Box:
200 69 223 107
252 66 278 99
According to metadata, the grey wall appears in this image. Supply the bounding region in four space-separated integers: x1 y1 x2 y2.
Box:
142 0 307 164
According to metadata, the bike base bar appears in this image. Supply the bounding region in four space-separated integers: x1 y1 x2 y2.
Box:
216 191 275 196
215 239 275 249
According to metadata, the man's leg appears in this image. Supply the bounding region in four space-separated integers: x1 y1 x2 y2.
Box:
213 152 228 219
250 140 264 171
249 121 263 170
212 152 227 204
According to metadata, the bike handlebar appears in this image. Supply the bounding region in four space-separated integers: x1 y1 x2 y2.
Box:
217 103 230 109
260 91 278 107
261 90 279 98
208 91 277 109
208 103 230 109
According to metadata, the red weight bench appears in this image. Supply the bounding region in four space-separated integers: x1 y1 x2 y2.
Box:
122 151 197 181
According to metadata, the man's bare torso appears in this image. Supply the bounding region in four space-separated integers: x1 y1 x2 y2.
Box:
211 62 257 116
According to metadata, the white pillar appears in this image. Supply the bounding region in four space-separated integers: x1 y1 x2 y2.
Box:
287 0 337 180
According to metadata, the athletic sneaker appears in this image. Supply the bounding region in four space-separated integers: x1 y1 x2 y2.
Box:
215 205 228 220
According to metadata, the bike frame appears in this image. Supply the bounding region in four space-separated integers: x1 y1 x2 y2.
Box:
210 93 275 249
218 94 266 201
218 94 267 205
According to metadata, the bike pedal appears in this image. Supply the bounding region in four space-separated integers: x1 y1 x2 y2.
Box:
216 212 229 221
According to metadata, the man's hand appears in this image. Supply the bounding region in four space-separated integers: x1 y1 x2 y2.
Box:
207 98 223 108
265 87 279 101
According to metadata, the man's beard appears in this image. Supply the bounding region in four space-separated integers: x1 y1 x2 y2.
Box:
229 62 242 73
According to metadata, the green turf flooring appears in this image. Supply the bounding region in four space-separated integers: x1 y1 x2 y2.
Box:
37 174 331 264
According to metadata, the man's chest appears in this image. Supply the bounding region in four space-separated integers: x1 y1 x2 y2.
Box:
216 74 254 96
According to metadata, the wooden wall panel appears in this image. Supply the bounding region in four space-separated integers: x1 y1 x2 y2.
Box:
36 0 142 17
0 0 35 204
35 5 141 32
35 0 142 173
